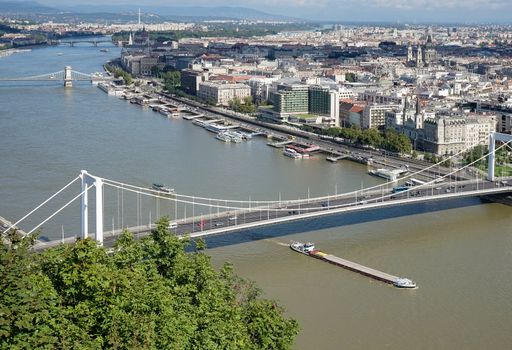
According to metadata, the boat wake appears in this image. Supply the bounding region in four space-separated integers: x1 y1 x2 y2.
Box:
266 239 289 247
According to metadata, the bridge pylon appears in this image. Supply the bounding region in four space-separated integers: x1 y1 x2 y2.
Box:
488 132 512 181
64 66 73 87
80 170 104 245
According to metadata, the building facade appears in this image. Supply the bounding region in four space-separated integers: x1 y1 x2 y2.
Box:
197 82 251 106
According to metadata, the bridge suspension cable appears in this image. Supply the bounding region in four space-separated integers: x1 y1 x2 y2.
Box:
3 175 80 235
102 141 507 214
358 139 512 205
26 184 95 236
100 143 476 207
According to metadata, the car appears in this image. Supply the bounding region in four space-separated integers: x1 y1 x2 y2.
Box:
168 222 178 229
321 202 328 207
214 222 224 227
228 216 237 221
445 189 451 193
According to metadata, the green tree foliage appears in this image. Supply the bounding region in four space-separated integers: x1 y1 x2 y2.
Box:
381 129 412 154
0 219 298 349
104 64 133 85
313 126 410 154
229 96 256 114
162 71 181 91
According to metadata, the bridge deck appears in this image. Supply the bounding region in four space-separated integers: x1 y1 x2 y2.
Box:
31 180 512 251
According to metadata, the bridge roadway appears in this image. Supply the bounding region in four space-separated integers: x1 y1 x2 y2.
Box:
32 179 512 251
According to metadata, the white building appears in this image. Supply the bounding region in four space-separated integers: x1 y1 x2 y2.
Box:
362 104 400 129
198 82 251 106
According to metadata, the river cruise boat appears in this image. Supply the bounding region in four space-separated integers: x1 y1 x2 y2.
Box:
393 278 417 289
151 183 174 194
289 241 315 255
215 132 231 143
368 168 406 181
283 148 302 159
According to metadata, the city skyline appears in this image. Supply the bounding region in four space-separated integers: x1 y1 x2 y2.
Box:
8 0 512 23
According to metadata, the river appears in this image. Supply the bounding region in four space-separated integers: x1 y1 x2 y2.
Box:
0 38 511 349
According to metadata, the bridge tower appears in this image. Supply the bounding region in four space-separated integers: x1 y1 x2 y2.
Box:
64 65 73 87
80 170 104 245
488 132 512 181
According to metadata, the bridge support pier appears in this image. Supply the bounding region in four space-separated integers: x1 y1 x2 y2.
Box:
80 170 104 245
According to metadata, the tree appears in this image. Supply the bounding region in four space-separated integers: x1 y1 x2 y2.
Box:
163 71 181 91
0 219 299 349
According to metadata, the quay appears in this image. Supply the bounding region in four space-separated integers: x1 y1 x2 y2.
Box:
326 154 348 162
267 140 293 148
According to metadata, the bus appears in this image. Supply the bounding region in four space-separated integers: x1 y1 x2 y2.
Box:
392 186 409 193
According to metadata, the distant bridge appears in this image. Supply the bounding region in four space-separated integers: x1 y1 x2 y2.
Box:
0 66 112 87
57 39 112 47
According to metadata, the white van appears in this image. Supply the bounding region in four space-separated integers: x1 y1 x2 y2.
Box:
168 222 178 229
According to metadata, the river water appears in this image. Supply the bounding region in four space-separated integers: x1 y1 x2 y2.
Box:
0 39 511 349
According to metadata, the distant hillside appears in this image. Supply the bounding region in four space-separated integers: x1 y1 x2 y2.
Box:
0 0 59 14
63 5 301 22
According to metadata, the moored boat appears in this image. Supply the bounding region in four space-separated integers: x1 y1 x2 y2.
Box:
283 148 302 159
215 132 231 143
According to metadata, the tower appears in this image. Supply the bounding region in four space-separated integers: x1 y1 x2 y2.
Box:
138 8 141 29
64 65 73 87
128 32 133 46
407 43 413 63
416 45 423 67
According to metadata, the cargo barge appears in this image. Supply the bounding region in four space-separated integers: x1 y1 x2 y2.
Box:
290 241 416 288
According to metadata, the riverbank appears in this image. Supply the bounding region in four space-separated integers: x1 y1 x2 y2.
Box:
96 80 462 182
0 48 31 58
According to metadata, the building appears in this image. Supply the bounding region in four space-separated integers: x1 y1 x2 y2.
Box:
362 104 400 129
265 83 339 125
121 52 164 76
180 69 209 95
197 81 251 106
423 114 496 155
271 83 309 115
406 36 437 68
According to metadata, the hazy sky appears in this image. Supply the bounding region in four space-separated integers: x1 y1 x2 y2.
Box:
36 0 512 23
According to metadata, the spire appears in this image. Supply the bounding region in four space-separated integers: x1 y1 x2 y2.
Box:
138 8 141 28
128 32 133 46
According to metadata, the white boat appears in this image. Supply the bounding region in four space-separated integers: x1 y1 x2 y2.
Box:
192 119 208 127
225 131 242 143
215 132 231 143
368 168 406 181
283 148 302 159
151 183 175 194
393 278 417 289
289 241 315 255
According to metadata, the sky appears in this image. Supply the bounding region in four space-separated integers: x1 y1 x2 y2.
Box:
32 0 512 23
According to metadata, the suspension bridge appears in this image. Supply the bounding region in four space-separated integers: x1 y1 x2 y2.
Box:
0 66 112 87
2 133 512 251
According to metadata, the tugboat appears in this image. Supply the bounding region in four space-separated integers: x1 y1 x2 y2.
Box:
289 241 316 255
393 278 417 289
151 183 174 194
